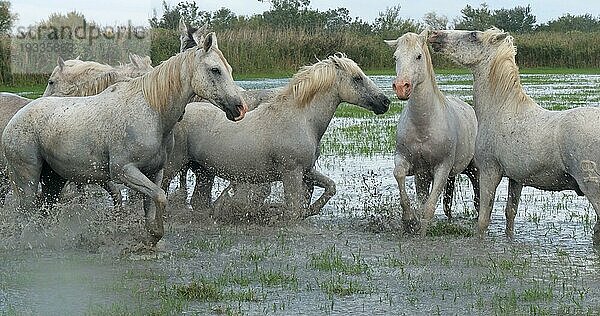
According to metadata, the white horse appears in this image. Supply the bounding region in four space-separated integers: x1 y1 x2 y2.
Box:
430 28 600 243
42 53 153 97
166 18 278 204
2 33 247 244
0 55 154 206
163 53 390 220
385 30 479 235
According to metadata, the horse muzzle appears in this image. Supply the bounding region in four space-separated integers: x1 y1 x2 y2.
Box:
372 94 391 115
428 31 446 52
392 79 412 100
233 103 248 121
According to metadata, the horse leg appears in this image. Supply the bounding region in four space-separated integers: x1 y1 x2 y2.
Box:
414 175 431 211
282 167 305 220
0 167 11 206
103 181 123 208
465 162 480 215
477 165 503 238
40 164 68 212
6 157 42 224
572 161 600 244
504 179 523 238
304 168 336 218
394 158 418 233
189 164 214 212
115 164 166 245
419 165 452 236
443 176 456 220
179 169 188 194
213 182 234 220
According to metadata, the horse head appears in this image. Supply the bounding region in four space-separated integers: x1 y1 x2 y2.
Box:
385 29 432 100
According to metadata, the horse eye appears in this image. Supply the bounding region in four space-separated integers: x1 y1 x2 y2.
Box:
353 76 363 82
210 67 221 75
48 80 54 85
469 32 478 41
416 54 422 60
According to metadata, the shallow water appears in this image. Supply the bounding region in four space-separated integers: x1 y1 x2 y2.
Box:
2 73 600 314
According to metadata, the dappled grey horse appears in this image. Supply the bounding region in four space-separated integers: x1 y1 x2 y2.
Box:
42 53 153 97
163 54 390 220
0 55 154 206
2 33 247 244
385 30 479 235
166 19 277 203
430 28 600 244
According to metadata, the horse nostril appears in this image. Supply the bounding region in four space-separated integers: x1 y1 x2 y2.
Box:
403 82 411 90
392 83 397 90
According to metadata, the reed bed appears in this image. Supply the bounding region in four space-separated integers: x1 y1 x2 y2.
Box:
1 28 598 85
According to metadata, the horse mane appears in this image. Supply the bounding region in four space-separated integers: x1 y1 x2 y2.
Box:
60 60 126 97
130 46 232 113
128 48 194 113
275 53 362 108
482 28 531 108
395 33 446 103
75 71 123 96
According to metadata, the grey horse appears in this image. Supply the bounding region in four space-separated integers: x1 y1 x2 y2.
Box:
163 53 390 220
166 19 277 203
385 30 479 235
2 33 247 244
42 53 153 97
430 28 600 244
0 55 154 206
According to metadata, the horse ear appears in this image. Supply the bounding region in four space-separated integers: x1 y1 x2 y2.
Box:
203 32 218 52
493 32 509 43
198 22 209 36
419 27 431 42
178 17 187 35
129 53 140 68
384 39 398 48
57 56 65 71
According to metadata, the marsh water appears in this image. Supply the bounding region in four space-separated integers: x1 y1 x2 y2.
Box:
1 73 600 315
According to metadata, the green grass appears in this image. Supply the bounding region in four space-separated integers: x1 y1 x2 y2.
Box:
425 220 474 238
308 245 370 275
334 101 403 118
173 279 261 302
321 120 396 156
0 83 45 98
319 275 372 298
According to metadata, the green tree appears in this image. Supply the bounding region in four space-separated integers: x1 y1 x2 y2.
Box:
373 5 421 38
211 7 237 31
536 14 600 32
260 0 312 29
423 11 448 30
453 3 494 30
149 1 209 30
0 0 17 34
493 5 536 33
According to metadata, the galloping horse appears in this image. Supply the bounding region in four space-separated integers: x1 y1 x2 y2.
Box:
385 30 479 235
0 55 154 206
164 53 390 220
2 33 247 244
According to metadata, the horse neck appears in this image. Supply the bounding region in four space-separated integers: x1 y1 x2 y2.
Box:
136 52 195 132
405 74 445 127
274 88 340 142
161 85 194 132
471 58 534 121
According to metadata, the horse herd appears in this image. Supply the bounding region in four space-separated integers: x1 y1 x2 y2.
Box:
0 20 599 247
